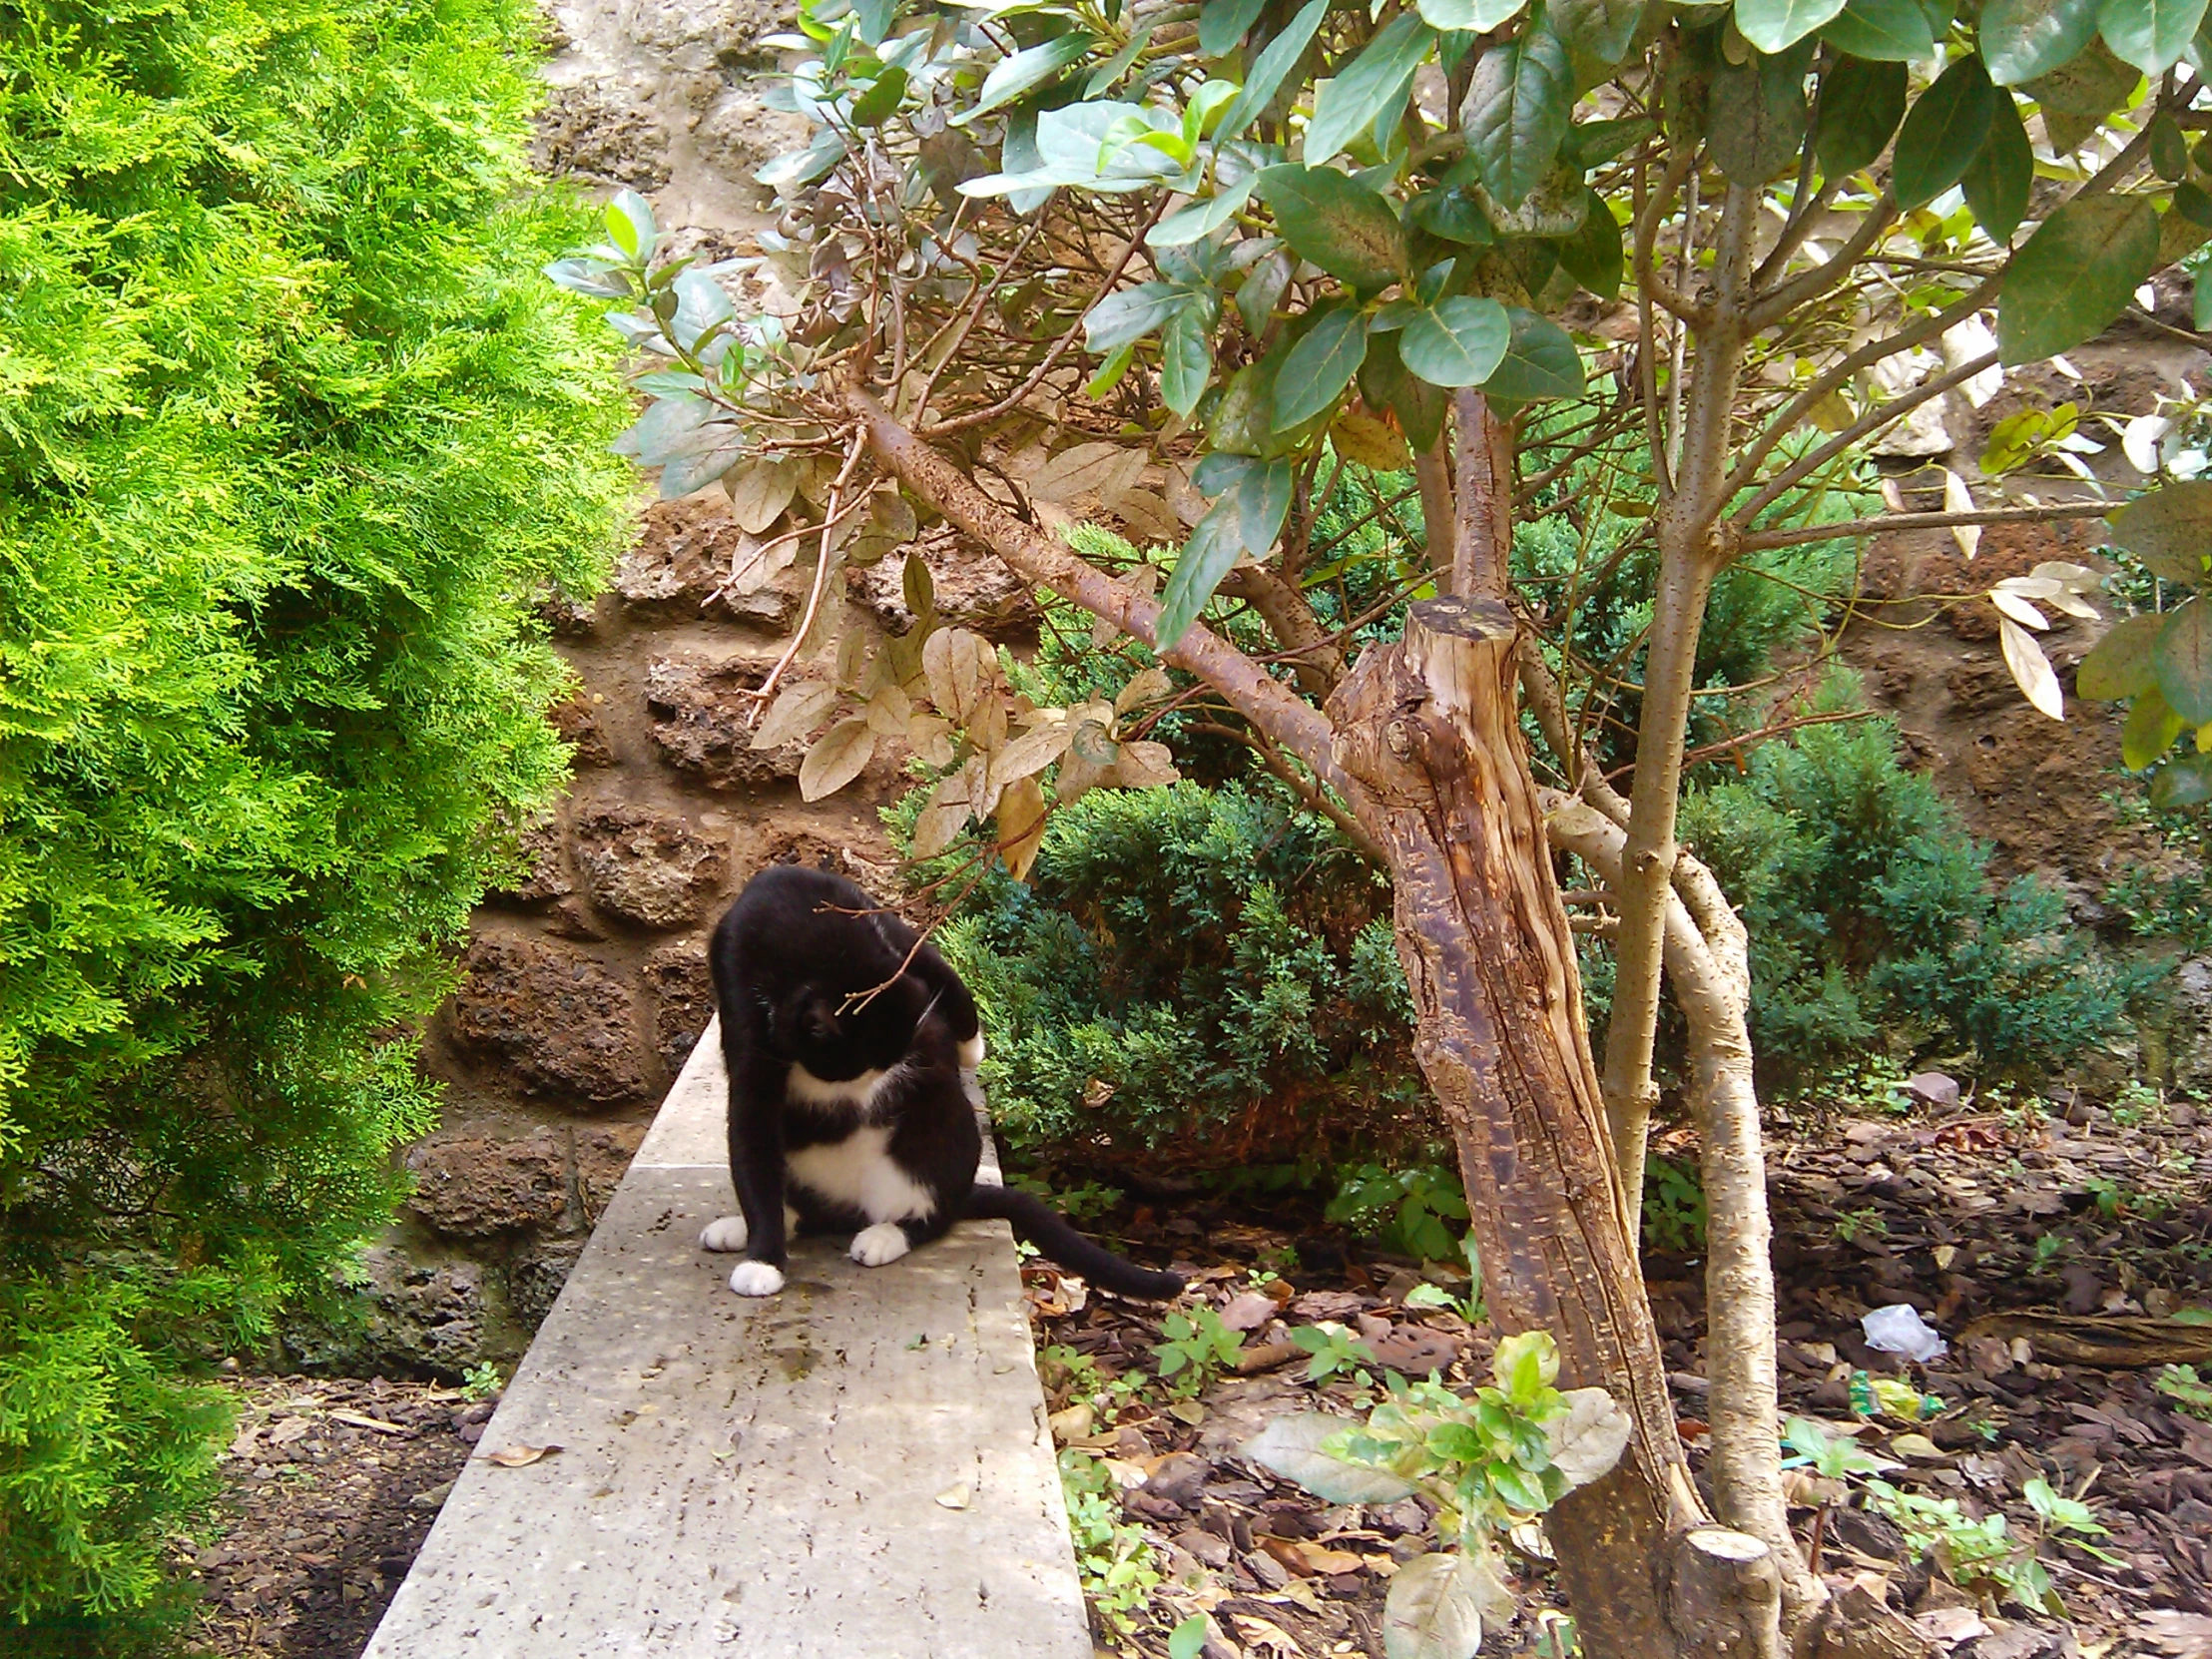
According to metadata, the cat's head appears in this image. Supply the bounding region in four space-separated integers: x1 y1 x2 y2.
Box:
770 972 932 1078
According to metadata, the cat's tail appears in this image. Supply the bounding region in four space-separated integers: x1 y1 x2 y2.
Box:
966 1184 1185 1300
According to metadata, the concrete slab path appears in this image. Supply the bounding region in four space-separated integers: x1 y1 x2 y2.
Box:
362 1019 1092 1658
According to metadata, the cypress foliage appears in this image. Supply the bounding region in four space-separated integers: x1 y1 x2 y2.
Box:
0 0 631 1634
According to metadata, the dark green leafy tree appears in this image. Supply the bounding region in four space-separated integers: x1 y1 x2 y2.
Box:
2 0 630 1639
555 0 2209 1642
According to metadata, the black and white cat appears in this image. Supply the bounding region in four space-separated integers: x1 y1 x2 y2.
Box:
698 863 1185 1301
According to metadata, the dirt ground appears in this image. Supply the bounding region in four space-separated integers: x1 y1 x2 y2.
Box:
1023 1088 2212 1659
186 1087 2212 1659
180 1376 475 1659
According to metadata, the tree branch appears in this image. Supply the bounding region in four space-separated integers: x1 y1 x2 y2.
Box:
850 389 1359 803
1738 498 2113 550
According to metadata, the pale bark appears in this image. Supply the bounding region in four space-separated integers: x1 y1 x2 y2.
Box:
1601 181 1759 1238
1543 795 1815 1629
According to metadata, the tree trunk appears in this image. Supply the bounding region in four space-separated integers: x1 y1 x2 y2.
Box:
1330 597 1780 1659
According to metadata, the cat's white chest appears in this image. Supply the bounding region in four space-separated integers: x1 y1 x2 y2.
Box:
788 1127 936 1223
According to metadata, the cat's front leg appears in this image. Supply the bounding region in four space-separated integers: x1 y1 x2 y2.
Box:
720 1044 792 1296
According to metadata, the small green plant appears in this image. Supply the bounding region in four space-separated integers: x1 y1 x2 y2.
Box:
1289 1323 1379 1384
1152 1307 1245 1398
1041 1345 1151 1424
1863 1482 2061 1615
2022 1478 2124 1565
1058 1448 1162 1632
1782 1417 1890 1479
1835 1207 1888 1245
2109 1080 2162 1129
1329 1162 1471 1261
461 1363 505 1403
1011 1174 1124 1223
1638 1156 1707 1255
2155 1364 2212 1419
1403 1235 1488 1326
2031 1232 2069 1272
1167 1613 1210 1659
1247 1332 1631 1654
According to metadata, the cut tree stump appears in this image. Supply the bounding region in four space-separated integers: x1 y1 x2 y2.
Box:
361 1018 1090 1658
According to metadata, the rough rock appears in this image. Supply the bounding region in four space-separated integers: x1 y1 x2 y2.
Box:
404 1130 569 1237
486 817 572 905
507 1241 586 1329
614 496 800 630
848 540 1036 638
572 803 728 928
532 81 671 189
449 936 648 1105
645 937 718 1073
574 1123 649 1221
283 1247 507 1376
549 694 614 769
645 653 811 789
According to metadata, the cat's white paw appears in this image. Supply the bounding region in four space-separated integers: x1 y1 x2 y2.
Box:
727 1260 786 1297
700 1215 750 1253
956 1031 985 1071
850 1222 911 1267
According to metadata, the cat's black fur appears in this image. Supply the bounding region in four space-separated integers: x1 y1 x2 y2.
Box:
701 862 1184 1300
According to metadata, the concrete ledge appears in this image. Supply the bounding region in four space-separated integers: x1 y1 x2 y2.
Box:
363 1018 1089 1658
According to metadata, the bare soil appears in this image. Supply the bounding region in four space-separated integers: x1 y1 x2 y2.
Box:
1030 1090 2212 1659
180 1376 475 1659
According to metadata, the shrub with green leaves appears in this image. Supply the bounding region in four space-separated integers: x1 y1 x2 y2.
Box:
1 0 629 1636
932 780 1425 1166
1673 696 2139 1092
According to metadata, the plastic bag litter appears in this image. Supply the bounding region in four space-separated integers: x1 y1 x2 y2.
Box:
1862 1304 1947 1363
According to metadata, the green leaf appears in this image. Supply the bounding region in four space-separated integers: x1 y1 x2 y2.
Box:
2022 36 2141 117
544 258 632 298
1494 1330 1559 1403
2077 615 2165 701
1238 249 1294 331
1708 46 1812 186
2122 683 2186 768
2153 112 2193 178
851 63 908 126
605 189 657 261
1169 1615 1212 1659
1086 282 1188 352
2098 0 2211 74
1152 176 1260 246
1426 1420 1488 1461
612 391 712 462
1399 295 1512 386
1736 0 1850 54
1361 329 1451 449
1201 0 1270 56
2160 600 2212 723
1421 0 1531 26
1464 17 1575 210
1820 0 1937 59
1816 56 1909 175
1409 187 1499 245
1382 1553 1487 1659
963 33 1097 123
1981 0 2102 81
1998 195 2159 362
2151 750 2212 808
1482 306 1584 401
1275 306 1372 428
1961 90 2032 243
1260 166 1405 289
1218 0 1331 140
1551 0 1648 63
1892 55 1998 208
1309 14 1440 164
1161 304 1214 417
2111 481 2212 583
1558 188 1624 294
1242 1414 1420 1504
1157 458 1296 647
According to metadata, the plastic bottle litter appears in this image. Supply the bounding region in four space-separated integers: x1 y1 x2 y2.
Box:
1861 1304 1947 1363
